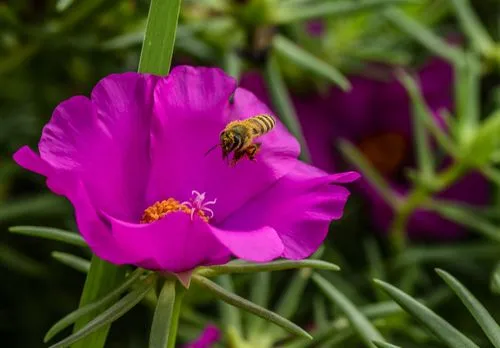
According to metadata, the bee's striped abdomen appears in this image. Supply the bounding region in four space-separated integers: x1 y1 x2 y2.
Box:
247 114 276 136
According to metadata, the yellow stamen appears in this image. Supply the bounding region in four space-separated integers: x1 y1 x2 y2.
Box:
140 198 209 224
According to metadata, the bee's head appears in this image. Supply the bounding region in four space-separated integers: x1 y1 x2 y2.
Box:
220 130 241 159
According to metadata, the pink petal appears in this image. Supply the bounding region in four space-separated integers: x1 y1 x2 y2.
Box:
38 73 159 222
184 325 221 348
220 162 357 259
147 66 300 223
105 212 231 272
13 147 125 262
209 225 284 262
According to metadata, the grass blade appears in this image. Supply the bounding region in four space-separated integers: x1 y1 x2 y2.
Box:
9 226 87 247
275 268 313 319
491 262 500 295
197 259 339 277
51 252 90 273
149 279 185 348
373 341 402 348
384 8 463 64
0 243 47 277
374 279 479 348
313 274 385 348
217 275 242 335
138 0 181 74
44 268 145 342
273 35 350 90
265 53 311 162
426 201 500 242
0 194 68 222
450 0 494 55
436 269 500 348
248 272 271 338
277 0 415 24
149 280 175 348
48 278 154 348
193 275 312 340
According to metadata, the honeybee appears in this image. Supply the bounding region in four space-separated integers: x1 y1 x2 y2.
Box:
206 114 276 166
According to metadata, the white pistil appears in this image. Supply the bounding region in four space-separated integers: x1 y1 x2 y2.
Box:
181 190 217 221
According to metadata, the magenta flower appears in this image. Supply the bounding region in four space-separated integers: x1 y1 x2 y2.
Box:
13 66 358 272
241 58 490 240
183 325 221 348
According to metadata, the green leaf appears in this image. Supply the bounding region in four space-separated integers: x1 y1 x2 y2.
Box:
56 0 74 12
71 256 127 348
138 0 181 75
436 269 500 348
101 30 145 50
313 274 385 348
383 8 464 64
313 296 329 331
426 201 500 242
275 268 313 319
149 279 186 348
491 262 500 295
217 275 242 335
52 252 90 273
223 49 242 81
372 341 402 348
395 243 500 269
0 243 47 277
374 279 480 348
54 0 105 32
197 259 339 277
338 140 399 207
461 110 500 167
149 281 175 348
273 35 350 90
284 300 404 348
450 0 494 56
365 238 387 301
265 53 311 162
48 277 154 348
44 269 145 342
192 275 312 340
0 194 68 222
9 226 87 247
276 0 416 24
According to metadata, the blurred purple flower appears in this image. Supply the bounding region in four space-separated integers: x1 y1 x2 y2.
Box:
241 58 489 240
13 66 358 272
305 20 326 37
184 325 220 348
329 58 489 240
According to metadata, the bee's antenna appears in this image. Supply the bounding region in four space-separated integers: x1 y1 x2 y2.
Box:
204 144 220 157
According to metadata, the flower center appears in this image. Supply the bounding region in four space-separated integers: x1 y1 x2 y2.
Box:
140 191 217 224
357 132 407 176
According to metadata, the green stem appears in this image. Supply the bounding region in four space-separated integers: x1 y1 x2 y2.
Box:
167 281 186 348
389 163 466 253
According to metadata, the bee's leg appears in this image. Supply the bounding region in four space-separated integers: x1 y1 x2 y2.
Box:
246 143 262 161
230 150 246 167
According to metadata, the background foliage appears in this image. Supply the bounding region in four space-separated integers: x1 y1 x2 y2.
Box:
1 0 500 347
